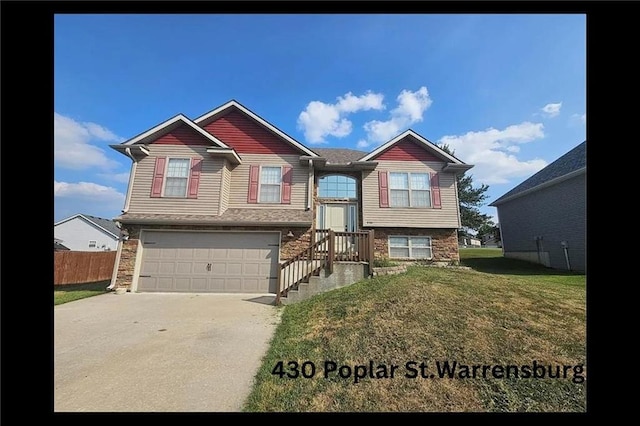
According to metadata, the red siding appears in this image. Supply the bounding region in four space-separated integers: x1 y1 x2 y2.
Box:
152 124 212 146
376 136 442 162
202 110 300 155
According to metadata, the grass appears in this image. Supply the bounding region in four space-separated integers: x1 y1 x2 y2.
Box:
244 249 586 412
54 280 110 305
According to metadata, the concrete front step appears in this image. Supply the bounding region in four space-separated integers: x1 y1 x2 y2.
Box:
279 262 369 305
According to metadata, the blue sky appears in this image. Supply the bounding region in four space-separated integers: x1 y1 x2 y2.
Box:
54 14 586 226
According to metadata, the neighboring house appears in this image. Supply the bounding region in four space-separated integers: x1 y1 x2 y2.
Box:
54 238 70 251
459 236 481 247
108 100 473 295
54 214 120 251
490 141 586 272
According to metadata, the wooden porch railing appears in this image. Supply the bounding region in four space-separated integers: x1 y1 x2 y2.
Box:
276 229 375 303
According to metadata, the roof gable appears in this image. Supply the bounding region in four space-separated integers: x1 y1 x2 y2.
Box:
359 130 463 163
376 135 442 162
491 141 586 206
195 100 318 157
118 114 228 148
54 214 120 239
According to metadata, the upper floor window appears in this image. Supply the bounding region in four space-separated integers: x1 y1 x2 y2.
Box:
260 166 282 203
389 172 431 207
164 158 191 197
318 175 357 198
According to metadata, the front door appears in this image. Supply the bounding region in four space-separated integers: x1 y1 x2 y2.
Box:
320 203 357 255
325 204 348 232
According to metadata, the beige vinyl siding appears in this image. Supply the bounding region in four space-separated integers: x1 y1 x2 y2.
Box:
362 160 460 228
128 145 222 215
228 154 308 209
219 161 230 215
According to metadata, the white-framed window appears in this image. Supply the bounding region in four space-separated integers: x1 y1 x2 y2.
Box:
389 236 432 259
164 158 191 197
88 240 97 248
259 166 282 203
389 172 431 207
318 174 357 198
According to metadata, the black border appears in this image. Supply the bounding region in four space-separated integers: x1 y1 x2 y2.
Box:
1 0 621 420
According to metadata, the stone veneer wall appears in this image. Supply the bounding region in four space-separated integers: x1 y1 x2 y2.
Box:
366 227 459 262
114 224 312 289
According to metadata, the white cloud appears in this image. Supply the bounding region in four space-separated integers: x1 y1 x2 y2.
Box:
356 139 371 149
438 122 548 185
541 102 562 118
297 91 385 144
54 181 126 221
97 172 131 184
54 112 124 170
571 113 586 124
362 86 433 145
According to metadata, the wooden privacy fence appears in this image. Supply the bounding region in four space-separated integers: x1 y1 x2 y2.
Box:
54 251 117 285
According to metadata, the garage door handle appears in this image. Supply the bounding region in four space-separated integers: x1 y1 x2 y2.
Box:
139 275 151 278
206 263 211 271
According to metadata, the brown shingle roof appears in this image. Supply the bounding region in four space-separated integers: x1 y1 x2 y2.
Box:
116 208 312 226
313 148 368 164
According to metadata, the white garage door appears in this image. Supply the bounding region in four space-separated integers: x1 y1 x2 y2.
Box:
137 231 280 293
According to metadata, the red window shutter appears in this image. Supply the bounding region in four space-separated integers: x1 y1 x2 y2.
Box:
379 171 389 208
247 165 259 203
150 157 166 198
431 172 441 209
187 158 202 199
282 166 292 204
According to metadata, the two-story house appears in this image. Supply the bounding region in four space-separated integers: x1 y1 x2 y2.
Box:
109 100 473 297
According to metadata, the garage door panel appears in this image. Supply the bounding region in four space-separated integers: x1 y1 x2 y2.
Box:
175 262 192 274
211 263 226 274
138 232 280 293
158 263 176 274
175 278 190 291
227 263 243 275
209 278 225 291
226 278 242 291
157 277 173 290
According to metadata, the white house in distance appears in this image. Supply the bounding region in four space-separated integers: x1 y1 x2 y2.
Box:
54 213 120 251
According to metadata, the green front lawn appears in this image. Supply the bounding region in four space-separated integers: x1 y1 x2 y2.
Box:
244 249 586 412
54 280 110 305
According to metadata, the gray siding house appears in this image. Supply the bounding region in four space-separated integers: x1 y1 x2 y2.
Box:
490 141 586 272
54 214 120 251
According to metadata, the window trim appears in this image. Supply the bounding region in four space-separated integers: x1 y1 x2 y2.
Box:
258 165 283 204
162 157 192 198
388 235 433 260
388 172 431 208
88 240 97 248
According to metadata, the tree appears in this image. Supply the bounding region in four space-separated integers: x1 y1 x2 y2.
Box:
439 144 493 233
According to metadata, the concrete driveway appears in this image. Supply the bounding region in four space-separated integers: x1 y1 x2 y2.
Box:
55 292 281 412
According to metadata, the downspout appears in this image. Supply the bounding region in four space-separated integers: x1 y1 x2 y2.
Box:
107 228 125 290
108 147 137 290
121 147 137 213
307 159 313 210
